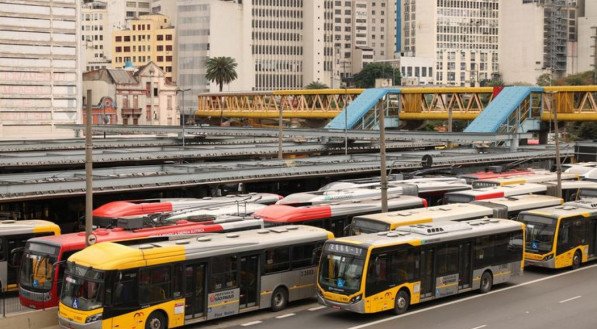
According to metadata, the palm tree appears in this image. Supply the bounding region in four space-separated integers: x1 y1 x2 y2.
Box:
205 56 238 91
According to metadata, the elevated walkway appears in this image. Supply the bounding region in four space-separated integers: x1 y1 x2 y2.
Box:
464 86 544 133
325 88 400 129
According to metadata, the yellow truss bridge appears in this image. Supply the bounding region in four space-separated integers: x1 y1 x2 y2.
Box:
196 86 597 122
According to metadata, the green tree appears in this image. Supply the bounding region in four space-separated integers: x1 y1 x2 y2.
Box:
305 81 329 89
536 73 553 86
352 63 401 88
205 56 238 92
482 72 504 87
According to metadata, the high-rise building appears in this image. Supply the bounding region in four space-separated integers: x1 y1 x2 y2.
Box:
500 0 569 84
0 0 80 139
112 14 176 81
81 1 111 72
577 0 597 76
330 0 397 87
400 0 499 87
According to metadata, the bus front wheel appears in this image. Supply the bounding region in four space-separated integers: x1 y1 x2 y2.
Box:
270 287 288 312
572 250 582 270
393 290 410 315
145 311 167 329
479 271 493 293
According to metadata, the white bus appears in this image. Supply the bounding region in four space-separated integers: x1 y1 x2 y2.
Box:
471 173 580 189
444 183 547 204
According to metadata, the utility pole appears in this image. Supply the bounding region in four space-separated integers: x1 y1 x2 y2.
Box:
380 98 388 213
278 103 283 160
149 68 154 125
85 89 93 246
592 26 597 84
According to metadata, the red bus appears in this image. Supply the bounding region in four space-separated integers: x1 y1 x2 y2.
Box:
254 195 426 237
18 216 263 309
92 193 281 227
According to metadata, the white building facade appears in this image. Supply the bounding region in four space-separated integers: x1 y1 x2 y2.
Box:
0 0 80 139
577 0 597 74
400 0 499 87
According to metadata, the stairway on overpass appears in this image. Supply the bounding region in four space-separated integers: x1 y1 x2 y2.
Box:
325 88 400 130
464 86 544 133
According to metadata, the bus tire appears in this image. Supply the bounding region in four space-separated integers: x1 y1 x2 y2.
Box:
145 311 167 329
393 289 410 315
572 250 582 270
270 287 288 312
479 271 493 293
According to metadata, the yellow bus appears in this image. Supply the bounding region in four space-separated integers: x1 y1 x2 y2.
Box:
518 199 597 269
317 218 524 314
0 219 59 292
58 225 333 329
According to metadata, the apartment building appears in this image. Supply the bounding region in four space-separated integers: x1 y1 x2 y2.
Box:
112 14 176 81
577 0 597 74
81 1 111 71
0 0 80 139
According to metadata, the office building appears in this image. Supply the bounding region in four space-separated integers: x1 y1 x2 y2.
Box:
400 0 500 86
81 1 111 72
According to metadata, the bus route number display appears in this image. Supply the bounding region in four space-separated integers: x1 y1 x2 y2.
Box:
325 243 364 257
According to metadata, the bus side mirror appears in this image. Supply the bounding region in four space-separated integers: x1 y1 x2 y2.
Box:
9 247 24 267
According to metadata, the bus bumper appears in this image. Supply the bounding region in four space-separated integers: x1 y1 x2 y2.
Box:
524 258 555 268
58 316 102 329
316 294 366 313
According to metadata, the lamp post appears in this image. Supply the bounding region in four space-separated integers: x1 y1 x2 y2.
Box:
177 88 191 148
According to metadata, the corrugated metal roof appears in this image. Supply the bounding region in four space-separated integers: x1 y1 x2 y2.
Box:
107 69 137 84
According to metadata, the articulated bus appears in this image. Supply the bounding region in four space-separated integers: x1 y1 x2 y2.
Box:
317 218 524 314
350 195 561 234
0 220 60 293
518 200 597 269
278 177 469 207
254 195 427 237
471 173 580 189
92 193 281 227
19 216 263 309
58 225 333 329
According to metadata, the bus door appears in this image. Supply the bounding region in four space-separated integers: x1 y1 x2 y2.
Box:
239 254 259 309
183 262 206 320
434 244 459 298
419 248 435 299
458 242 472 290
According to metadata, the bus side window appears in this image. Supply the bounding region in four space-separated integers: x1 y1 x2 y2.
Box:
113 270 138 307
139 266 172 304
264 247 290 273
210 256 238 291
291 243 318 269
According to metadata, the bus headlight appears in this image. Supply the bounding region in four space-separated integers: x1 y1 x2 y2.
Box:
543 254 554 261
86 313 102 323
349 294 362 303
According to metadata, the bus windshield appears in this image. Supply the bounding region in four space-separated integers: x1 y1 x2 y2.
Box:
444 194 474 204
318 244 366 295
351 218 390 234
518 214 557 254
19 242 59 291
60 262 104 311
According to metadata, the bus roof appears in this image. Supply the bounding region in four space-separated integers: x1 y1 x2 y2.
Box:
522 200 597 219
473 173 579 187
333 218 523 249
68 225 333 270
458 169 542 180
472 194 563 212
255 196 425 223
445 183 547 199
0 219 60 236
352 203 492 225
26 217 263 249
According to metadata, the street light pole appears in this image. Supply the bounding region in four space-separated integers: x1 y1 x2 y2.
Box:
380 98 388 213
177 88 191 148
